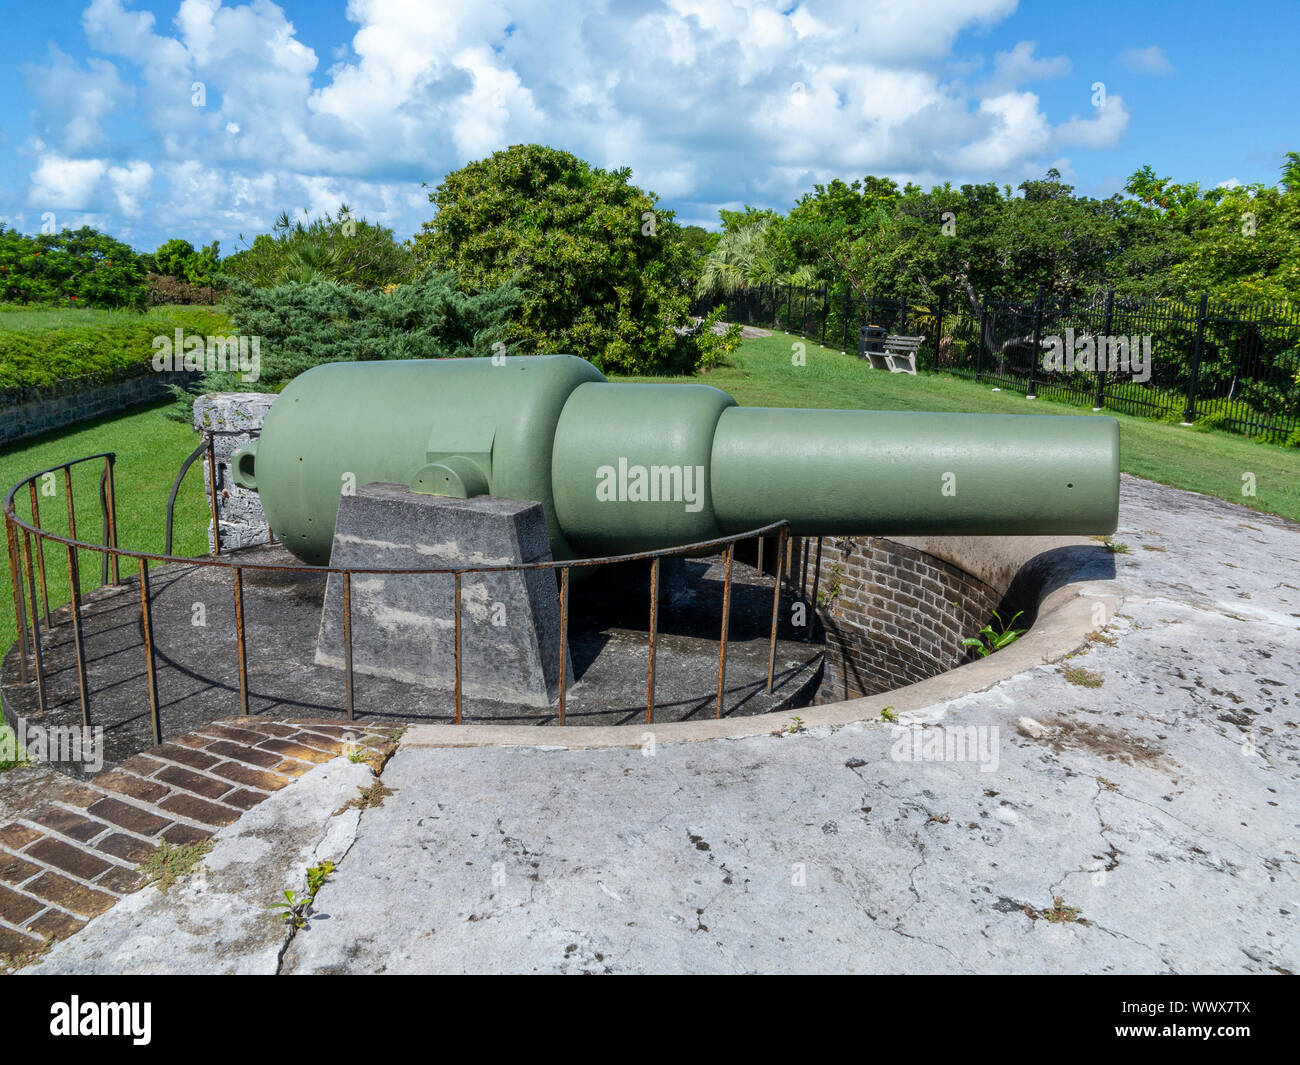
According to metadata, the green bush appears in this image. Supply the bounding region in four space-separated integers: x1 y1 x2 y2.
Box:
0 307 231 393
220 205 415 290
0 225 147 309
165 270 520 417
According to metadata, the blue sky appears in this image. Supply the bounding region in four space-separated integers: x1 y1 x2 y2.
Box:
0 0 1295 253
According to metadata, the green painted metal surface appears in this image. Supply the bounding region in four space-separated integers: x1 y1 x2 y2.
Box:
233 354 1119 565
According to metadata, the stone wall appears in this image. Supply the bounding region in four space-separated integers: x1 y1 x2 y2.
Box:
192 393 275 552
791 535 1004 703
0 371 199 448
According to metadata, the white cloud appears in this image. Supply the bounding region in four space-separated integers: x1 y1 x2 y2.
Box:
983 41 1072 94
29 154 108 208
108 161 153 214
14 0 1142 246
1055 95 1130 149
1120 45 1173 75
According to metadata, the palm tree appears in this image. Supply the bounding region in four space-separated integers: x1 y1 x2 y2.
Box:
696 218 781 298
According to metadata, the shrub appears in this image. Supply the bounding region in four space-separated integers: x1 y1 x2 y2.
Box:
220 205 415 290
0 307 232 393
145 273 221 305
166 270 519 417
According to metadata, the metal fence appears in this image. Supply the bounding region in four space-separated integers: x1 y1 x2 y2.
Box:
4 451 824 750
697 284 1300 443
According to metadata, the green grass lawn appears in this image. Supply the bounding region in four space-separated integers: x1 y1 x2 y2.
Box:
1 329 1296 662
0 303 219 331
0 401 210 656
624 330 1300 526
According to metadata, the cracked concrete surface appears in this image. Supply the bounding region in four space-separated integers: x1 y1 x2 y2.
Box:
23 476 1300 973
26 758 374 974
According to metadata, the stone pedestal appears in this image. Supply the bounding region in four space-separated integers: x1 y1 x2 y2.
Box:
193 393 275 551
315 484 571 707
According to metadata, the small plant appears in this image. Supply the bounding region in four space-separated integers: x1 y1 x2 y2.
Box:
1101 540 1130 554
270 859 336 929
1063 665 1104 688
1043 896 1084 924
962 610 1027 657
139 839 213 893
786 716 805 735
818 565 842 607
0 726 28 773
334 780 394 815
880 706 898 723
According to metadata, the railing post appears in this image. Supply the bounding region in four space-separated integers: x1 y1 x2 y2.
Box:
206 435 221 556
138 557 162 746
104 453 120 586
805 537 823 643
232 566 250 716
819 284 828 346
556 567 569 725
1094 289 1115 410
5 517 30 682
841 284 851 354
22 530 47 713
342 570 355 722
452 571 462 725
65 543 90 728
976 301 987 381
1027 287 1044 398
934 292 945 367
646 556 659 724
27 483 50 628
1183 292 1209 425
766 526 787 694
715 544 734 718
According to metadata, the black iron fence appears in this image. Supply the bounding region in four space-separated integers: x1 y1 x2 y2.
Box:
696 284 1300 443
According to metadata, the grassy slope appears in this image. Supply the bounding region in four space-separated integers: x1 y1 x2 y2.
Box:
622 331 1300 526
0 402 209 655
0 304 217 331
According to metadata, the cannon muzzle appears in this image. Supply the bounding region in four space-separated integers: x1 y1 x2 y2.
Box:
232 355 1119 565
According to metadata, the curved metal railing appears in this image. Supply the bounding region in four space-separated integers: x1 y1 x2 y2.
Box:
5 451 813 747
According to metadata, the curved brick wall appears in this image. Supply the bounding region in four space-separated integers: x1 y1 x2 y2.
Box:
798 536 1005 702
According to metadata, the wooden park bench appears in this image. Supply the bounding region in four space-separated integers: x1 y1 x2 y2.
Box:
859 328 922 375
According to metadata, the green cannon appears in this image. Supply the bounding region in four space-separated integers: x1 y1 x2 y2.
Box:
231 354 1119 565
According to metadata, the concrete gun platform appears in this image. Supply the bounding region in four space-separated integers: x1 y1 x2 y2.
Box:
14 476 1300 974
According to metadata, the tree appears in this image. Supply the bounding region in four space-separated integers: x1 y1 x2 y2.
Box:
0 225 146 308
222 205 414 290
146 238 221 287
412 143 738 374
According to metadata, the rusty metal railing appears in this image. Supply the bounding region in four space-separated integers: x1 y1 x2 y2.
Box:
4 452 814 747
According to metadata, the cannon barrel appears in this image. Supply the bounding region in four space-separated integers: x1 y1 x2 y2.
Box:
231 354 1119 565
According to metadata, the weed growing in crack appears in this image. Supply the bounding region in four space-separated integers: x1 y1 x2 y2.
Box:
139 839 213 893
334 780 394 815
1063 665 1104 688
270 859 336 930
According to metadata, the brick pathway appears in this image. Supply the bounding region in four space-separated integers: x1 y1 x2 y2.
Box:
0 716 395 966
